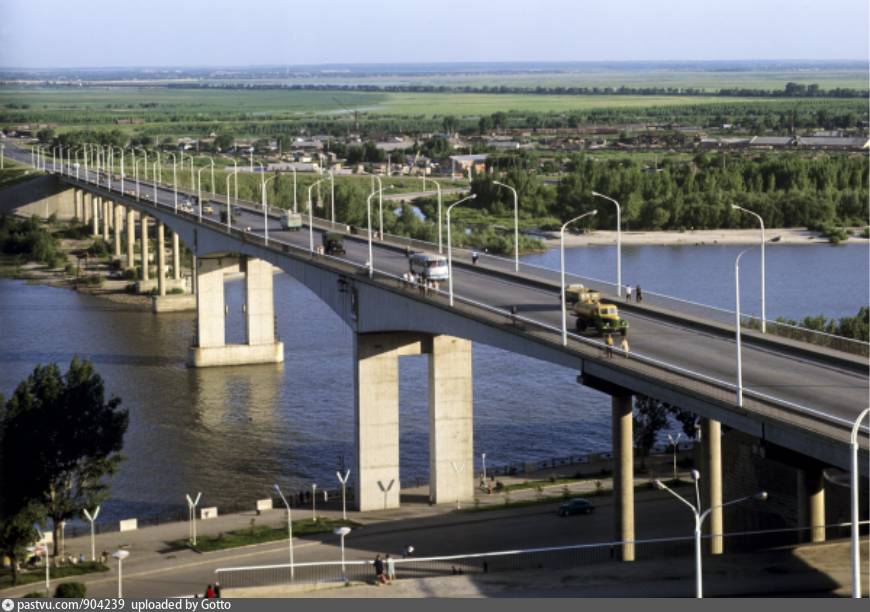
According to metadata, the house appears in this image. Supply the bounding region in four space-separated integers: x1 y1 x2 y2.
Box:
444 154 488 176
177 138 199 150
487 140 520 150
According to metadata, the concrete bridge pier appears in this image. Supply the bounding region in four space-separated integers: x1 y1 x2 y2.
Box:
700 417 724 554
102 199 110 242
797 468 826 543
172 233 180 281
74 189 82 220
157 221 166 297
353 332 473 512
187 255 283 367
126 207 135 270
113 203 122 260
91 196 99 236
612 394 635 561
140 214 149 281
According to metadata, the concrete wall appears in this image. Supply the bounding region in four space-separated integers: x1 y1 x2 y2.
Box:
0 174 76 220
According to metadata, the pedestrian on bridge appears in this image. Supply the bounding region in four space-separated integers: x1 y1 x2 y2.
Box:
625 285 632 302
604 334 614 358
636 285 642 303
620 336 629 357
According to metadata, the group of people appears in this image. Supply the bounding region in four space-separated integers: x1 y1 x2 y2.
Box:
196 583 221 598
604 333 629 358
373 547 413 586
67 553 86 565
625 284 643 303
402 270 439 295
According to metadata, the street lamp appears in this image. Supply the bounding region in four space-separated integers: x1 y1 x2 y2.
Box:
33 524 50 597
592 191 622 297
134 158 143 198
362 172 385 238
152 162 158 201
165 152 178 211
262 173 280 245
308 177 329 255
337 470 351 520
82 506 100 561
734 245 757 407
367 186 393 278
198 166 210 224
452 461 465 509
428 180 443 253
334 527 352 582
655 472 766 598
850 408 869 598
226 173 236 232
324 170 335 228
445 194 478 306
111 550 129 597
482 453 487 483
561 210 598 345
312 484 318 523
493 180 520 272
668 434 683 480
273 484 295 580
185 492 201 546
732 204 766 332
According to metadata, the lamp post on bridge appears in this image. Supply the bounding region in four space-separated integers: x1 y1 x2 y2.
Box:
591 191 622 297
367 185 393 278
262 173 281 245
308 177 329 256
198 166 210 225
273 484 295 580
446 194 478 306
850 408 869 598
560 210 597 345
428 179 443 253
493 180 520 272
731 204 766 332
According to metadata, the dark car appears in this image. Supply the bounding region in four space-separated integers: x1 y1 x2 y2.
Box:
233 206 243 216
557 498 595 517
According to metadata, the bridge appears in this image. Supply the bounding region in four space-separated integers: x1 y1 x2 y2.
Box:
3 144 867 562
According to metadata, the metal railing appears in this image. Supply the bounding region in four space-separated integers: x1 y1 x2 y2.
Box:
215 521 869 589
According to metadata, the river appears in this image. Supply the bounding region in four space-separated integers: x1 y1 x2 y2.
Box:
0 243 866 522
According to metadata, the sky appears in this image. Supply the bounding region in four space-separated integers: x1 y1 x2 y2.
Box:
0 0 868 68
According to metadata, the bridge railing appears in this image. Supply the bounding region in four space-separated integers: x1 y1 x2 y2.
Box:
214 521 869 589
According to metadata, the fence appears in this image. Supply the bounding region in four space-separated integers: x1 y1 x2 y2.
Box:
215 521 870 589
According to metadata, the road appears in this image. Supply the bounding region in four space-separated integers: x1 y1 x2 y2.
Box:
7 146 870 434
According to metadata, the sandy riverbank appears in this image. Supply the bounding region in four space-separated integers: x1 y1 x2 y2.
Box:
543 227 867 248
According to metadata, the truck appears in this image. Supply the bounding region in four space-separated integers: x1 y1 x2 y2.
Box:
321 232 346 255
565 285 629 335
280 211 302 231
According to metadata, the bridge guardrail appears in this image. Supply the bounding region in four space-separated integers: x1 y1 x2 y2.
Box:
63 176 870 445
215 521 870 589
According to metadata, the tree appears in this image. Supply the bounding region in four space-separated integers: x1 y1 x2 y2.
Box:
1 357 128 557
442 115 458 135
36 129 56 143
214 133 234 152
632 395 671 469
478 115 491 136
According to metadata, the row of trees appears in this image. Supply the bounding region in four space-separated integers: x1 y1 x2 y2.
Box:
775 307 869 342
1 359 129 584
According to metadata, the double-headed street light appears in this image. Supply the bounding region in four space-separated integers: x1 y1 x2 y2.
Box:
668 433 683 480
308 177 329 255
367 186 394 277
273 484 295 580
731 204 766 332
82 506 100 561
592 191 621 296
561 210 598 345
445 194 478 306
655 472 766 598
492 181 520 271
32 524 50 597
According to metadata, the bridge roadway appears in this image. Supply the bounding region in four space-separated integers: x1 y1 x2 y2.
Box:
8 146 870 470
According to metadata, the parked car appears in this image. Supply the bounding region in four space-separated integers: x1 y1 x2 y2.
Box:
557 498 595 517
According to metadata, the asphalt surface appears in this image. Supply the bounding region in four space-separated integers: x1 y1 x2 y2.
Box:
8 146 870 433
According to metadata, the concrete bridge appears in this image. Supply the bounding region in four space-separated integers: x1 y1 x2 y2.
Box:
3 148 867 561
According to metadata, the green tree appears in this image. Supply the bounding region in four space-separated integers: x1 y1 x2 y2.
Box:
632 395 671 469
478 115 491 136
36 129 56 143
214 133 234 152
1 357 129 557
442 115 458 135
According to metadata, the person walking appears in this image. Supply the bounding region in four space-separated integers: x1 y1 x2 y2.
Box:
373 554 385 586
205 585 215 598
604 334 614 358
625 284 631 302
620 336 629 357
386 554 396 584
636 285 642 303
214 582 221 598
472 252 478 265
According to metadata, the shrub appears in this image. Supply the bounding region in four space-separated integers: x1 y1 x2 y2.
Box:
125 283 137 294
169 287 185 294
861 227 870 239
64 263 77 275
55 582 87 598
561 485 571 499
23 592 45 598
47 212 59 225
549 473 557 484
123 268 138 280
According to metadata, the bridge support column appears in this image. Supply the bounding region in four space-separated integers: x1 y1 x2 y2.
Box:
428 335 473 505
797 468 826 543
700 417 723 555
102 199 110 241
113 203 122 259
187 255 283 367
126 207 135 270
82 192 90 225
156 221 166 296
612 394 635 561
74 189 82 220
92 196 99 237
191 255 197 295
172 233 180 281
140 215 149 280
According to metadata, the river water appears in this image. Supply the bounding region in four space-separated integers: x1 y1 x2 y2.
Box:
0 243 866 522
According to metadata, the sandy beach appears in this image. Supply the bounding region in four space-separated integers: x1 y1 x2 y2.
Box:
545 227 867 248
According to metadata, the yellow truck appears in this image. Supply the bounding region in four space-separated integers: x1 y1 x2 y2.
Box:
562 284 629 335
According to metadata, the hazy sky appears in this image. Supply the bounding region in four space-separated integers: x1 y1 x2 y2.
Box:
1 0 867 68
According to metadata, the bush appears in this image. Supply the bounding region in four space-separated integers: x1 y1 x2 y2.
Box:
23 592 45 598
64 263 77 275
55 582 87 598
47 212 59 225
125 283 137 293
169 287 185 294
861 227 870 239
123 268 138 280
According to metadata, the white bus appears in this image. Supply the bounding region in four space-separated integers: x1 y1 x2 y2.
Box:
409 252 449 281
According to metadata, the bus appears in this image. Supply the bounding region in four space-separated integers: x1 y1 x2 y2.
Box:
409 252 449 281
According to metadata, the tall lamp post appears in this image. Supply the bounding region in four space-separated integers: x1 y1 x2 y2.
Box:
367 186 393 278
561 210 598 345
731 204 766 332
850 408 869 598
273 484 295 580
198 167 210 224
312 484 318 523
262 173 280 245
324 170 335 228
668 433 683 480
33 524 50 598
428 180 443 253
592 191 622 296
82 506 100 561
185 492 201 546
308 177 329 255
655 472 766 598
337 470 351 520
445 194 477 306
482 453 487 482
334 527 352 582
134 159 143 199
452 461 465 509
111 550 130 597
492 181 519 272
734 246 757 407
